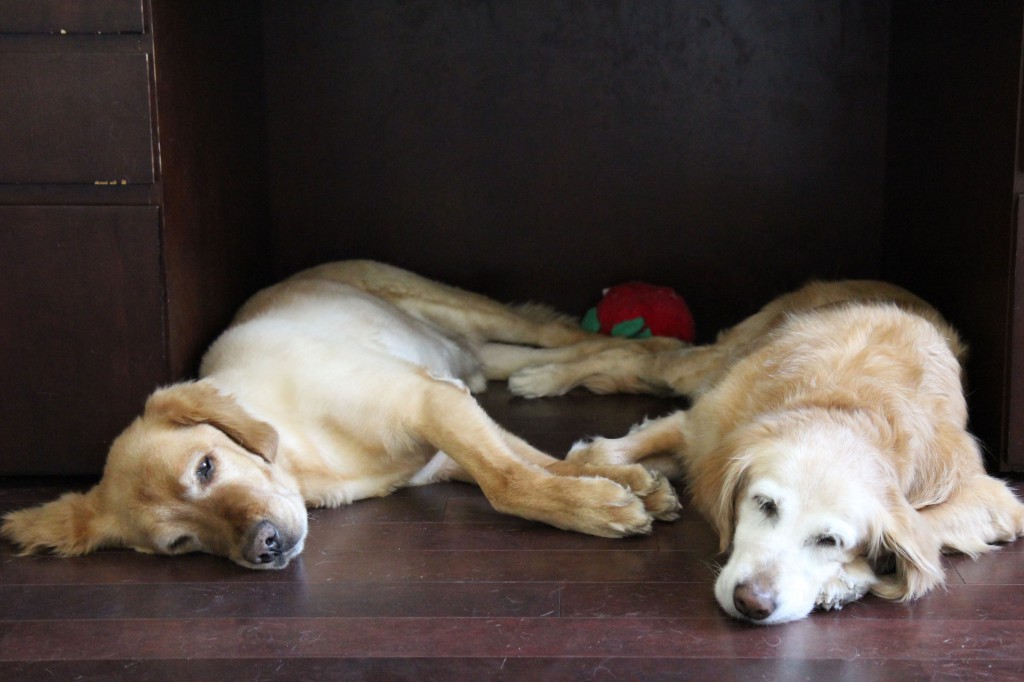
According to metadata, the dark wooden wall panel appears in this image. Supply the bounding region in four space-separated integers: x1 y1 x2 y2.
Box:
262 0 891 338
150 0 272 379
883 0 1023 467
0 206 165 475
1009 198 1024 467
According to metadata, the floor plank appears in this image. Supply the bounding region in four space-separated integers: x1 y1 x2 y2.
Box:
0 657 944 682
4 616 1024 661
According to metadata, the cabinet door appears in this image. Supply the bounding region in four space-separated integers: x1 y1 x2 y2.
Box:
0 206 165 475
0 53 154 184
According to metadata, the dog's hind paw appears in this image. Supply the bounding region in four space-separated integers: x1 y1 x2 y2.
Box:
508 364 578 398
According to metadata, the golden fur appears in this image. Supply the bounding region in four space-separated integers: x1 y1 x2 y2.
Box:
506 280 1024 623
2 261 681 569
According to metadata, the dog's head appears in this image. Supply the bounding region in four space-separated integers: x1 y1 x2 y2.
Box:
693 413 944 624
1 380 308 569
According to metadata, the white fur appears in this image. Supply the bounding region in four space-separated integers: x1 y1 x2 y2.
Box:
713 422 886 623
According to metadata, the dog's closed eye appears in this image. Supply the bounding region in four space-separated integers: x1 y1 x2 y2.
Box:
755 495 779 519
168 535 192 552
814 533 840 549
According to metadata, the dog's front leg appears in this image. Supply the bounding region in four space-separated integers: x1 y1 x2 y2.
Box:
567 412 688 481
413 375 655 537
492 430 681 522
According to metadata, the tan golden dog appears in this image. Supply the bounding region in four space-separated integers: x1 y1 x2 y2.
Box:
2 261 681 569
497 280 1024 624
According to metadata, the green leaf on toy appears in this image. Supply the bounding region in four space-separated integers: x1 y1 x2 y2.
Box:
610 317 647 338
581 307 601 333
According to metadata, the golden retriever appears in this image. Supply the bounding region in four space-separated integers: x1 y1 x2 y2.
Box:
499 280 1024 624
1 261 681 569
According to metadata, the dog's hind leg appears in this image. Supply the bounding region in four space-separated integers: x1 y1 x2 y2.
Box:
480 336 684 394
306 260 595 348
494 341 728 399
411 373 656 537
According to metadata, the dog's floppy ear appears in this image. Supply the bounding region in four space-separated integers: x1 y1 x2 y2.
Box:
688 443 750 553
145 380 279 463
1 488 124 556
869 491 944 601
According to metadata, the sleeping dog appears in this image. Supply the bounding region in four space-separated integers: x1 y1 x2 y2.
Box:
495 279 1024 623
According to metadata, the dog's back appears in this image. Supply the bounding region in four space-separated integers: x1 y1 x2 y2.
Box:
691 297 971 485
692 280 965 398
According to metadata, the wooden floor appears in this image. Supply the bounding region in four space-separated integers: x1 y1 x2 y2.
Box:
2 386 1023 680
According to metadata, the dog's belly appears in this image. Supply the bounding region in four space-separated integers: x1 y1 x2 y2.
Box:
199 288 486 506
298 464 428 507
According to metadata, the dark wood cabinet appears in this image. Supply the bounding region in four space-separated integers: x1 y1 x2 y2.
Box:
1 1 1022 473
0 0 144 34
0 1 269 474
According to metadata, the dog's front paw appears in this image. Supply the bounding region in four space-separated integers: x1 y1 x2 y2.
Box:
815 557 877 611
546 459 681 522
641 471 683 521
559 476 654 538
984 497 1024 544
567 437 632 467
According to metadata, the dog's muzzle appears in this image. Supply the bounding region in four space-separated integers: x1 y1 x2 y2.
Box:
733 580 777 621
241 520 301 569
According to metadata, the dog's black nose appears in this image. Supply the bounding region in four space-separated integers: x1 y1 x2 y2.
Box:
246 520 283 565
734 581 776 621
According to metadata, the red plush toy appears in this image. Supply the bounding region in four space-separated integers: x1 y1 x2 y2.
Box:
581 281 695 342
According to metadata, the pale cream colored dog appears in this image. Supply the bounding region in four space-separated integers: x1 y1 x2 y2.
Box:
2 261 681 569
496 280 1024 624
